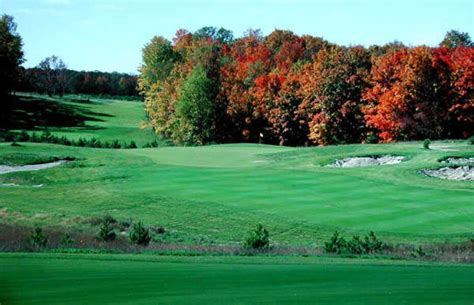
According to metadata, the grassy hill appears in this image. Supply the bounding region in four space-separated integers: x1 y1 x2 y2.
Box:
1 94 473 305
0 94 473 246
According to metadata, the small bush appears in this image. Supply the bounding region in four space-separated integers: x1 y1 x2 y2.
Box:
153 226 165 234
413 245 426 257
98 217 116 242
365 134 379 144
30 132 40 142
129 141 137 149
111 140 121 149
30 226 48 248
423 139 431 149
60 233 74 247
17 130 30 141
324 230 346 254
362 231 383 254
244 224 270 250
468 136 474 145
129 221 151 246
347 235 364 255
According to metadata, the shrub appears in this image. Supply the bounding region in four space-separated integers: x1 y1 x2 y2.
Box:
29 132 40 142
111 140 121 149
153 226 165 234
362 231 383 254
129 221 151 246
468 136 474 145
365 134 379 144
244 224 270 250
423 139 431 149
347 235 364 254
413 245 426 257
60 233 74 247
98 216 116 242
30 226 48 248
324 230 346 254
129 141 137 149
17 130 30 141
40 131 52 142
77 137 86 147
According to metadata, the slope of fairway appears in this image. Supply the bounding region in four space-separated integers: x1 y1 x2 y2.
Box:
0 140 473 245
1 253 473 305
5 93 159 146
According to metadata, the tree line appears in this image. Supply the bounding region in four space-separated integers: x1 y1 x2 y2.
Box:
138 27 473 145
0 14 138 107
18 65 139 98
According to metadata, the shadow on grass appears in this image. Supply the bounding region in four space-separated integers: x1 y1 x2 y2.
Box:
1 95 112 130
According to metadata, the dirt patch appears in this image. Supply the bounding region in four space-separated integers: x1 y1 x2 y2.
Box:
0 160 66 175
327 155 405 168
421 166 474 181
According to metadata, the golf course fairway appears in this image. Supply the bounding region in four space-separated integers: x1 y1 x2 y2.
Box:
1 253 473 305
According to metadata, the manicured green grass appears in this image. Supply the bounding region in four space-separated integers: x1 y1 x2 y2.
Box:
8 93 160 146
0 140 472 245
0 94 473 246
1 253 473 305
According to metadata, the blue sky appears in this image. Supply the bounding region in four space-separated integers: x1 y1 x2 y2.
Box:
2 0 473 74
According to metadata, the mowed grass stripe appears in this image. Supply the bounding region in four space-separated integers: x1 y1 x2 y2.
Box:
1 254 473 305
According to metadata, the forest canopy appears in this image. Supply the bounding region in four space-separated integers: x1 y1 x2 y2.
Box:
137 27 473 146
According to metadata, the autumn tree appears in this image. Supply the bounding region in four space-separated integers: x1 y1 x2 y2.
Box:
139 36 179 92
299 46 371 145
446 47 474 138
363 47 455 142
139 27 472 146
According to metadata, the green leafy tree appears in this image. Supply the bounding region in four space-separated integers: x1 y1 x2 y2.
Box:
439 30 473 48
175 64 216 144
0 15 24 120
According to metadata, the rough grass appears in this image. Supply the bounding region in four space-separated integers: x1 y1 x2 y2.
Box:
0 253 473 305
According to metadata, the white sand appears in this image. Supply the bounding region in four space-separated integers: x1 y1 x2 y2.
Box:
421 166 474 181
327 156 405 168
0 160 65 175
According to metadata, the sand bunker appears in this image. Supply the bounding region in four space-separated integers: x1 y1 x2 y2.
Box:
441 157 474 165
327 156 405 168
421 166 474 181
0 160 66 176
